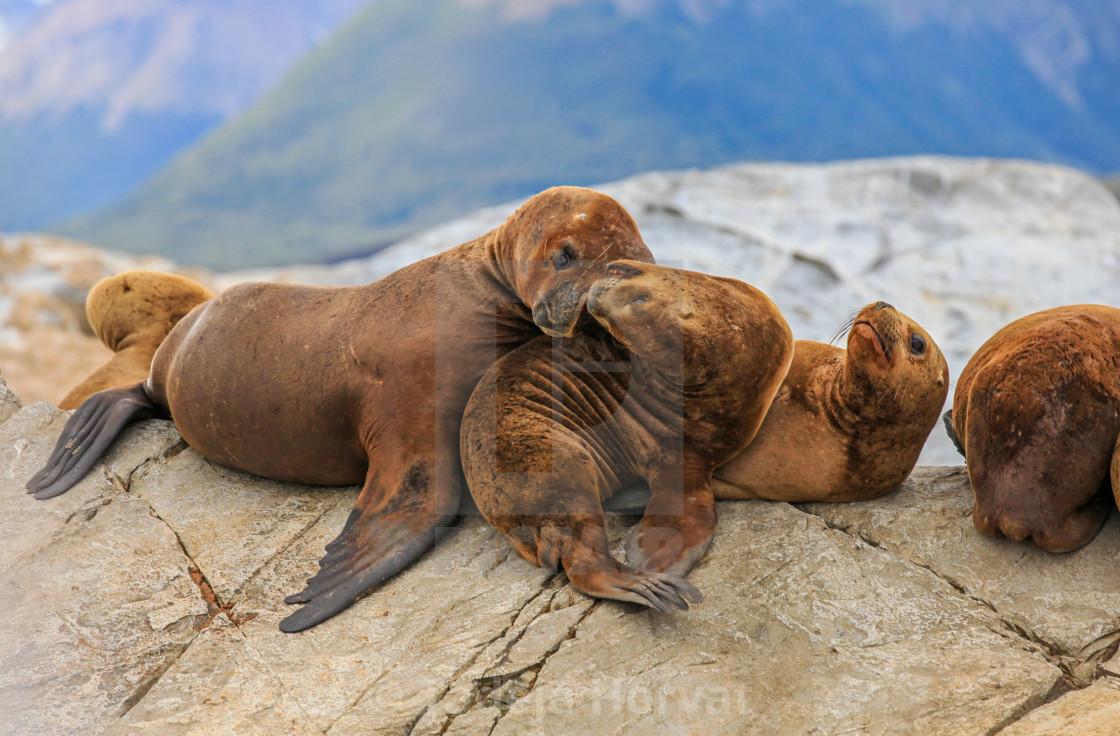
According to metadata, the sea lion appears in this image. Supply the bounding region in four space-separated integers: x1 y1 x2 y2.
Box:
58 271 213 410
26 186 654 632
711 301 949 503
460 261 793 610
945 305 1120 552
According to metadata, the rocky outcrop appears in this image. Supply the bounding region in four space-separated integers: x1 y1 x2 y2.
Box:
4 373 1120 736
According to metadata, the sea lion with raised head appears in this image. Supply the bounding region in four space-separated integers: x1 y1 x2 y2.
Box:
460 261 793 610
26 187 654 632
58 271 213 410
945 305 1120 552
712 301 949 503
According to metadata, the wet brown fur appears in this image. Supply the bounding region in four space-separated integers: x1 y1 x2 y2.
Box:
461 261 793 610
713 302 949 502
34 187 654 632
58 271 213 410
951 305 1120 552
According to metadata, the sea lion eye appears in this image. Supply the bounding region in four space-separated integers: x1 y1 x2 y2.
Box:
553 247 574 270
910 334 926 356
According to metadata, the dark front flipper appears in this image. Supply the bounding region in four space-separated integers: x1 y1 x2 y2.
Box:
25 382 163 500
280 464 459 633
943 410 965 458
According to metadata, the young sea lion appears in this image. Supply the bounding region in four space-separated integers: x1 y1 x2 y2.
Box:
27 187 654 632
712 302 949 502
945 305 1120 552
58 271 214 410
460 261 793 610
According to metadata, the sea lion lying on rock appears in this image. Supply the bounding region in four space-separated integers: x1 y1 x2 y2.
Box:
58 271 213 410
713 301 948 502
460 261 793 610
945 305 1120 552
27 187 654 632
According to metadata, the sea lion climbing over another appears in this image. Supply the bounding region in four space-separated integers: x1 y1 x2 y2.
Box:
58 271 213 410
27 187 655 632
946 305 1120 552
460 261 793 610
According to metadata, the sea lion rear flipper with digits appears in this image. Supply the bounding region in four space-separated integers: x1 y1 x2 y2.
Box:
27 383 165 499
27 187 655 631
279 472 458 631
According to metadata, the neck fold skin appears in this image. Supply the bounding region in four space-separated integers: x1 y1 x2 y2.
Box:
482 226 522 300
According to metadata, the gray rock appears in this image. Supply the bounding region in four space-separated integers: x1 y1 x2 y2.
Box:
805 467 1120 661
997 678 1120 736
0 370 19 425
0 492 208 736
486 501 1060 736
1 408 1114 735
128 448 348 604
103 614 322 736
0 404 183 579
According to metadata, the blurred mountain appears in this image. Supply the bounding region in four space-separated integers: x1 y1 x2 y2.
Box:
63 0 1120 270
0 0 366 231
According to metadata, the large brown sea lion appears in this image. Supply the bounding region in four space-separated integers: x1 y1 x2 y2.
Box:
460 261 793 610
26 187 654 632
58 271 213 410
712 301 948 502
945 305 1120 552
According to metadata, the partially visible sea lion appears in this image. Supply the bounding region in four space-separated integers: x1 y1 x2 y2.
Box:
58 271 213 410
27 187 655 632
945 305 1120 552
712 301 948 503
460 261 793 610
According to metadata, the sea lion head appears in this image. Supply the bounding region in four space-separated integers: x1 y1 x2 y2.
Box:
501 187 654 337
842 301 949 417
586 260 773 388
86 271 214 352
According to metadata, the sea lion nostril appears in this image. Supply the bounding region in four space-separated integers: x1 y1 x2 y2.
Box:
874 301 894 311
606 262 643 278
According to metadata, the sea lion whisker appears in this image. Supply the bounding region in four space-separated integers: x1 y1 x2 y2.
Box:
829 308 862 345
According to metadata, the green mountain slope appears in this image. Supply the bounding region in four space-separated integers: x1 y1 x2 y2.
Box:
65 0 1120 269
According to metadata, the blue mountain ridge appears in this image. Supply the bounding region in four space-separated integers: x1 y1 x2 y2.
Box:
60 0 1120 268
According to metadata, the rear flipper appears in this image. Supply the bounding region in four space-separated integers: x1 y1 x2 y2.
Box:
280 464 459 632
557 522 703 612
943 410 965 458
25 382 163 500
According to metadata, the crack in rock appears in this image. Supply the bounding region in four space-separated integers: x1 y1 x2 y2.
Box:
796 501 1113 723
403 583 560 736
477 601 600 736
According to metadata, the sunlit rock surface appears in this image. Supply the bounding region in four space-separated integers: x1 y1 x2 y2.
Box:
4 374 1119 735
